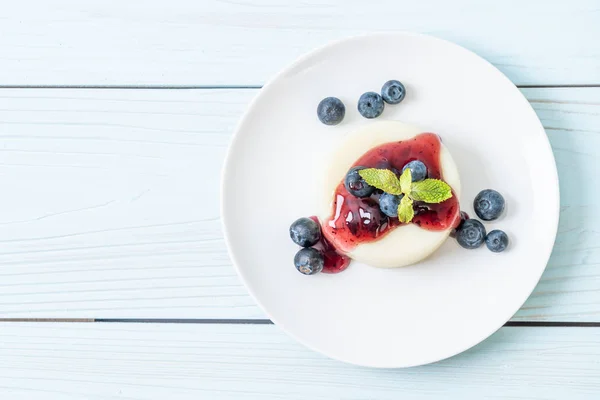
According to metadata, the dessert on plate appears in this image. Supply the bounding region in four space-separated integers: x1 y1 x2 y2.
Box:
290 80 508 276
318 121 461 268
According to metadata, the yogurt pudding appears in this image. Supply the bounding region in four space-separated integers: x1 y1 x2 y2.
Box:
292 86 507 276
318 121 461 268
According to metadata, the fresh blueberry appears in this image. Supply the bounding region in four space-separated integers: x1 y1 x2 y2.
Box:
344 166 375 198
294 248 324 275
450 211 470 238
357 92 384 119
379 192 404 217
381 80 406 104
474 189 505 221
402 160 427 182
289 217 321 247
317 97 345 125
485 230 509 253
456 219 486 249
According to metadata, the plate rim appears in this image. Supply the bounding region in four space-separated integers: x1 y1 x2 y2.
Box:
220 32 560 368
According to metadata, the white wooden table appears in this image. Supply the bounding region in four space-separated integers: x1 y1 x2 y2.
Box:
1 1 599 398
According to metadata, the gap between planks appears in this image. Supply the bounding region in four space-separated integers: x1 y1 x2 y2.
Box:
1 318 600 327
0 84 599 90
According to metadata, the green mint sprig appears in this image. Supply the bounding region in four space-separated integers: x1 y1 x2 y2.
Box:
358 167 452 223
397 195 414 224
357 168 402 195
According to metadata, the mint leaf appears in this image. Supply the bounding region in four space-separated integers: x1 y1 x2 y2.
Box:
399 168 412 194
397 196 414 223
410 179 453 203
358 168 402 195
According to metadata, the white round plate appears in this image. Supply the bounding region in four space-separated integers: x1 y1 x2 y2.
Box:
221 33 559 368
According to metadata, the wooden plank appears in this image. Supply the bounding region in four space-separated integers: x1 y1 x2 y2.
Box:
0 89 260 318
0 323 597 399
0 87 598 320
1 0 599 86
515 88 600 321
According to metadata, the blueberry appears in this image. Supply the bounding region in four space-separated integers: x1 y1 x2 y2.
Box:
379 192 403 217
402 160 427 182
289 217 321 247
344 166 375 198
381 80 406 104
474 189 505 221
294 248 324 275
456 219 486 249
317 97 345 125
450 211 470 238
485 230 509 253
357 92 384 119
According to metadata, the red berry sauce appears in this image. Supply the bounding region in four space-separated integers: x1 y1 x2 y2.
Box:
309 216 350 274
322 133 460 254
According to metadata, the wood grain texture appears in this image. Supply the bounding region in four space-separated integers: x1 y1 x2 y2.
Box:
0 89 255 318
1 0 599 86
516 88 600 321
0 323 597 399
0 87 598 320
